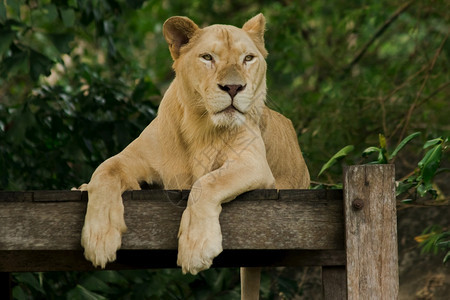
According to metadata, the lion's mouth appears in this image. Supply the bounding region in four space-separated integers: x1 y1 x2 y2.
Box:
216 105 243 115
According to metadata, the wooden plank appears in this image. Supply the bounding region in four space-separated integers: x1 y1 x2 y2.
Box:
322 266 347 299
0 189 280 202
223 193 344 250
344 165 398 299
33 190 84 202
0 189 345 272
0 190 344 251
0 250 345 272
0 191 33 202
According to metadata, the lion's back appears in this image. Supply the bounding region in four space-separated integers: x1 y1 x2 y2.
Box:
260 107 310 189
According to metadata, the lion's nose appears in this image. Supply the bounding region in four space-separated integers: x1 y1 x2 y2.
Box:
218 84 246 100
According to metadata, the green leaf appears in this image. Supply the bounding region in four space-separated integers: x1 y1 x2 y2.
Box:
0 1 6 23
29 49 54 81
416 182 433 197
80 275 111 293
13 273 45 294
391 131 421 159
362 146 380 157
379 133 387 149
377 148 388 164
318 145 354 176
418 144 442 168
60 8 76 27
0 29 15 57
95 270 128 286
436 240 450 249
6 0 20 19
0 49 29 79
423 137 443 149
45 4 58 22
68 0 78 8
421 144 442 184
396 182 414 196
67 285 107 300
12 285 29 300
443 251 450 264
49 33 74 54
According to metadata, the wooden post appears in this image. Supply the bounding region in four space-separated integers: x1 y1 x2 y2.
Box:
322 266 347 299
344 165 398 299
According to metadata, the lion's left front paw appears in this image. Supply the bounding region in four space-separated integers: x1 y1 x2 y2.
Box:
177 206 223 275
71 183 88 191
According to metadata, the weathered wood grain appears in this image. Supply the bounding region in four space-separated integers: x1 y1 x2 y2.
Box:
344 165 398 299
0 190 344 251
322 266 347 299
0 189 345 272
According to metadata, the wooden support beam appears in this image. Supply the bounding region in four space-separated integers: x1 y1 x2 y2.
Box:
0 249 346 272
0 189 345 272
344 164 398 299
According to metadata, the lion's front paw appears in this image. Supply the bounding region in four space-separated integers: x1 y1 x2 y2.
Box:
177 206 223 275
81 202 126 268
72 183 88 191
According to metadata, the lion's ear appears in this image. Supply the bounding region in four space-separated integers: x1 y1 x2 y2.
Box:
163 16 199 60
242 13 268 58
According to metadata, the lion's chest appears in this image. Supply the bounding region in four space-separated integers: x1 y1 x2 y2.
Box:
189 141 228 181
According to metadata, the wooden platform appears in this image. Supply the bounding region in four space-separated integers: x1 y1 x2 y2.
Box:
0 165 399 299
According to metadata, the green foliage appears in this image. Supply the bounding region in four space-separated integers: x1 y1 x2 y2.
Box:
12 270 225 300
362 132 421 164
0 64 158 189
318 145 354 177
415 226 450 264
317 132 448 200
397 137 447 200
317 132 422 178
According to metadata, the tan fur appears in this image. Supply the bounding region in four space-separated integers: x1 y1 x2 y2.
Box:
79 14 309 298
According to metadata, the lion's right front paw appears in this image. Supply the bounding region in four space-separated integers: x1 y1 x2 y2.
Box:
81 204 127 268
177 206 223 275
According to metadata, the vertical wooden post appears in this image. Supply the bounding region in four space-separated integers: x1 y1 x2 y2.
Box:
322 266 347 299
344 165 398 299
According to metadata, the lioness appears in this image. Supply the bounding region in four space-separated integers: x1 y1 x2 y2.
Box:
79 13 309 298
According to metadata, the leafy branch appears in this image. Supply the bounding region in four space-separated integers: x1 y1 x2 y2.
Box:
316 132 449 263
415 226 450 264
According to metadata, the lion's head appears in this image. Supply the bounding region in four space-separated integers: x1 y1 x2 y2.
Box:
163 14 268 128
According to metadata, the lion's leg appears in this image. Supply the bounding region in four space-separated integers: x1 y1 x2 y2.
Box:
81 156 141 268
81 131 161 267
241 267 261 300
177 132 275 275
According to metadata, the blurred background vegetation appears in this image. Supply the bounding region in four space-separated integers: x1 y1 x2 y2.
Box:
1 0 448 299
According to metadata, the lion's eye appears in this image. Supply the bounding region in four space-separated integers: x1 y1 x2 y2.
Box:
244 55 255 62
201 54 213 61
